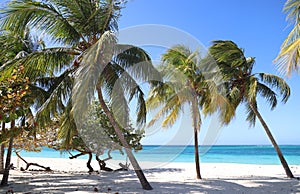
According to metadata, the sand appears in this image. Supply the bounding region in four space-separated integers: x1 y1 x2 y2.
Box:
0 156 299 193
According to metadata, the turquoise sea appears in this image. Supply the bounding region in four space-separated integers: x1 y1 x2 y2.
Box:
13 145 300 165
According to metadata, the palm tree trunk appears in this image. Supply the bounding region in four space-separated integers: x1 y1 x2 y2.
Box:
192 98 201 179
249 103 294 178
0 122 5 173
1 120 15 186
194 129 201 179
0 144 4 173
96 86 152 190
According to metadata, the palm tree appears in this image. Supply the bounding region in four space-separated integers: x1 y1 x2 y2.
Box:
209 40 294 178
147 45 233 179
0 0 154 189
274 0 300 76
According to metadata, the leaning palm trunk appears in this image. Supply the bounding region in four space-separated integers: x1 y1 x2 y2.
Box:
1 120 15 186
249 103 294 178
96 86 153 190
192 98 201 179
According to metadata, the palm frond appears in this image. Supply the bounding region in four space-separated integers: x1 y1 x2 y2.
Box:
275 38 300 76
274 0 300 76
72 31 117 123
247 76 258 103
1 0 83 45
114 44 160 82
35 70 74 128
52 0 122 38
245 102 256 127
283 0 300 24
162 102 181 128
58 101 77 149
258 73 290 103
27 83 49 109
0 47 76 81
256 82 277 110
209 40 246 67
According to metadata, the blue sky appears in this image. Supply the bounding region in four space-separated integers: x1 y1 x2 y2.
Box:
0 0 298 145
118 0 300 145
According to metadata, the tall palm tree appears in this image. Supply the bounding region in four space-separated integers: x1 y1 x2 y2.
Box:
147 45 233 179
0 0 154 189
210 40 294 178
274 0 300 76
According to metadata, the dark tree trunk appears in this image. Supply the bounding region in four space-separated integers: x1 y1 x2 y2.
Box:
194 130 201 179
87 152 94 172
0 122 5 173
95 155 113 172
69 151 94 172
250 103 294 178
97 86 152 190
0 144 4 173
1 120 15 186
192 98 201 179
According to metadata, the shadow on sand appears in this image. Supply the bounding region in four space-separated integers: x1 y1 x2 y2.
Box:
0 168 299 193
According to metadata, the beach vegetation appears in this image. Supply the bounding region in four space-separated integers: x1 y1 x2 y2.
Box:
59 101 144 172
0 64 33 185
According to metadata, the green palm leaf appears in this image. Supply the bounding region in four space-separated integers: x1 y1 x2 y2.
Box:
274 0 300 76
1 0 82 45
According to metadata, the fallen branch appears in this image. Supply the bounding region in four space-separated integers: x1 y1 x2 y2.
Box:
68 151 94 172
69 152 87 159
95 155 113 172
15 152 52 171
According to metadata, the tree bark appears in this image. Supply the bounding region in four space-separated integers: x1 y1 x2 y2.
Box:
192 98 201 179
96 86 152 190
1 120 15 186
68 151 94 172
249 103 294 178
194 129 201 179
0 144 4 174
87 152 94 172
95 155 113 172
0 122 5 173
69 152 87 159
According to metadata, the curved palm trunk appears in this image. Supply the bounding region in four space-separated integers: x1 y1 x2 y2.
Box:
249 103 294 178
1 120 15 186
192 98 201 179
96 86 152 190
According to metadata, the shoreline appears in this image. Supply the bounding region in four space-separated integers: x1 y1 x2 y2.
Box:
0 156 298 193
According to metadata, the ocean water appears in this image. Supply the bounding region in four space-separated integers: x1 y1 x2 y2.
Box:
12 145 300 165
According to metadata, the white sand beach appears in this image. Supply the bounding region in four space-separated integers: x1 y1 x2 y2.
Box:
0 156 299 193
